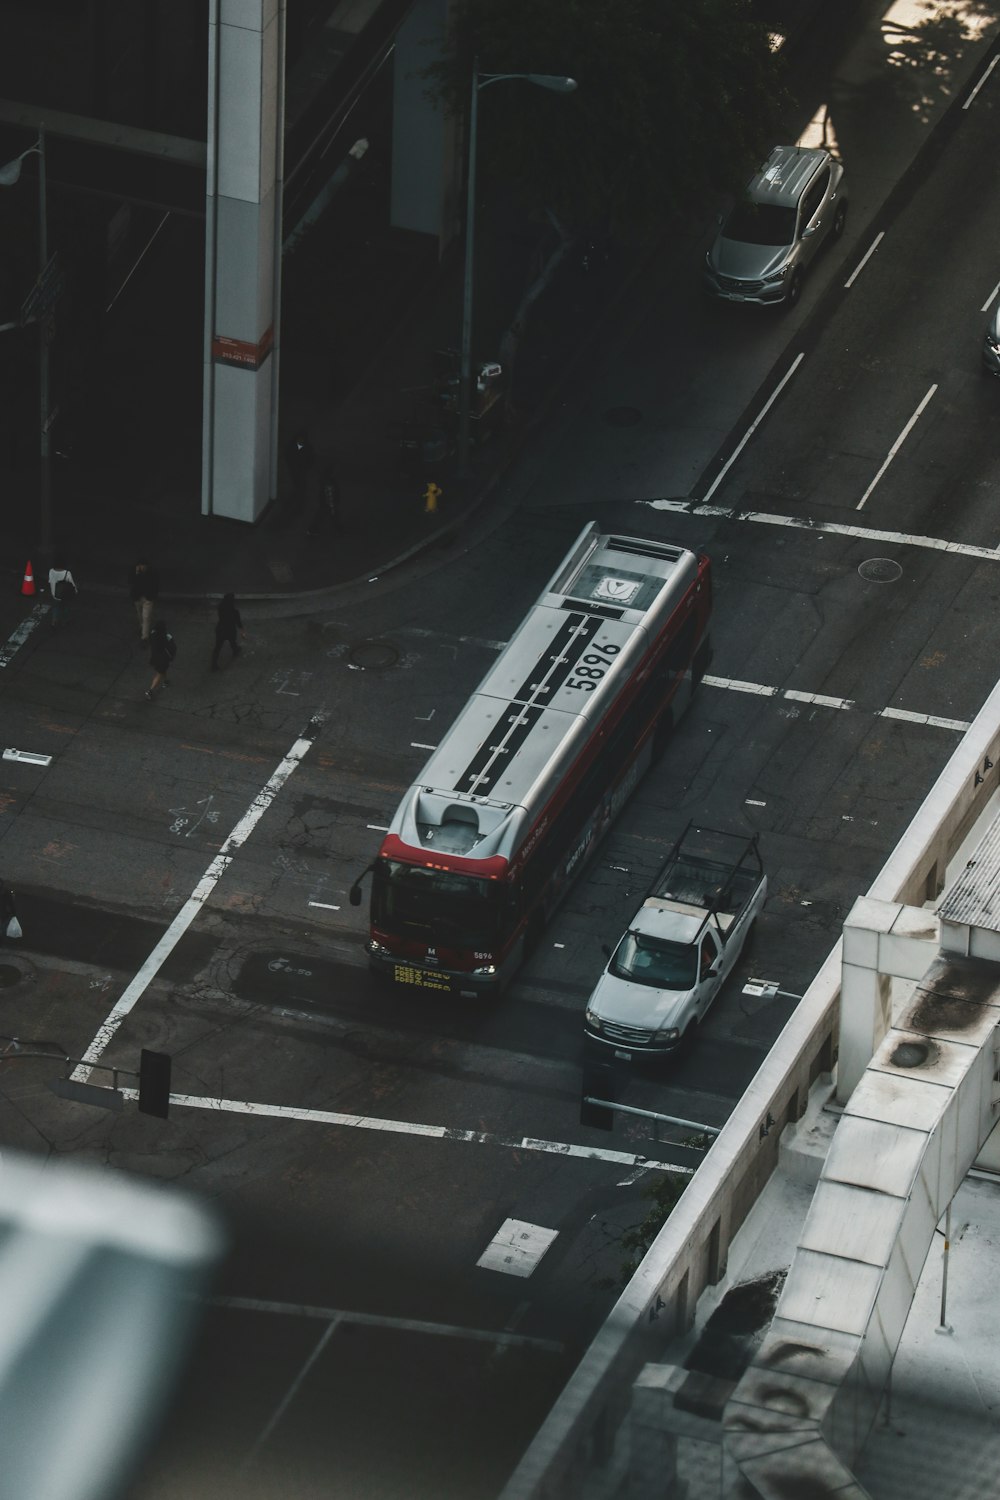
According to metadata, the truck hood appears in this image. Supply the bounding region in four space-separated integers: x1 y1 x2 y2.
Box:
588 970 694 1030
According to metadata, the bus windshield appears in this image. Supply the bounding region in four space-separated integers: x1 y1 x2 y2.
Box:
373 858 501 950
610 932 698 990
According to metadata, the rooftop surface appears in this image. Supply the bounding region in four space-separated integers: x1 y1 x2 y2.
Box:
668 1105 1000 1500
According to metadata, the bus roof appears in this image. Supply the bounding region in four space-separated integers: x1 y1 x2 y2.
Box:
386 524 707 867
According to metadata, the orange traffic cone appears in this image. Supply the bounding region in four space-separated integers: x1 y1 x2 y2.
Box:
20 560 35 597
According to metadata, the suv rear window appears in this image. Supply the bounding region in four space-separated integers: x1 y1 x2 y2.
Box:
723 202 797 246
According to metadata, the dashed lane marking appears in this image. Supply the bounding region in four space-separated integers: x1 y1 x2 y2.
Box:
879 706 972 732
844 231 885 289
964 53 1000 109
701 353 805 504
857 384 937 511
703 674 969 730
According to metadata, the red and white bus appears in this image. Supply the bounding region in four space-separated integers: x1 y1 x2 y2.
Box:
353 523 712 997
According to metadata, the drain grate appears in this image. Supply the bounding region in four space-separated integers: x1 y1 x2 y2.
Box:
348 640 400 671
858 557 902 584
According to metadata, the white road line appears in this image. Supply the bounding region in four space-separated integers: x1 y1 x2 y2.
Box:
0 602 48 668
981 278 1000 314
964 54 1000 109
212 1295 563 1353
704 675 967 730
308 901 340 911
245 1319 339 1466
844 231 885 288
73 716 326 1082
411 741 437 750
638 498 1000 563
879 706 972 732
857 384 937 511
784 689 855 710
121 1089 693 1173
702 674 777 697
366 823 389 832
701 353 804 503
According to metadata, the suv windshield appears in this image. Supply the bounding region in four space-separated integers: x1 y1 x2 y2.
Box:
610 932 698 990
723 201 797 247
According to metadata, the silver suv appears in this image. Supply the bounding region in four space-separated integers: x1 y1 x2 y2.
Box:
704 145 847 308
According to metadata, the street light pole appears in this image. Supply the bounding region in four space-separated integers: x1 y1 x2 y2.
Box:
37 124 51 569
457 57 482 482
457 64 576 480
0 127 52 569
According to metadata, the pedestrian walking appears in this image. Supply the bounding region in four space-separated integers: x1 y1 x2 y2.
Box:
129 559 160 643
0 884 21 943
308 463 342 536
284 428 315 511
145 620 176 700
211 593 246 670
48 558 78 626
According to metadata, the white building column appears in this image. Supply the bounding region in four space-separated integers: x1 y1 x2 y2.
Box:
202 0 284 522
837 895 939 1103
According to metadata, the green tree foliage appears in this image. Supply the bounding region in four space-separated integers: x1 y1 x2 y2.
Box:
425 0 789 231
611 1170 689 1287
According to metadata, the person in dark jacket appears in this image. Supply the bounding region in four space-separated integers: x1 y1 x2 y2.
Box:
145 620 176 700
129 560 160 643
48 558 78 627
211 594 246 670
0 884 19 943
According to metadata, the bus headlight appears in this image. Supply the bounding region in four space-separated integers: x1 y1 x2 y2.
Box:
367 940 392 958
472 964 497 977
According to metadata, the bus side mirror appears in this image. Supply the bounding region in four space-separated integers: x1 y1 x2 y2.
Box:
349 884 362 907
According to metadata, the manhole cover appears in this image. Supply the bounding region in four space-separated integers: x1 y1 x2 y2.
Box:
858 557 902 584
604 406 642 427
348 639 400 671
0 963 23 988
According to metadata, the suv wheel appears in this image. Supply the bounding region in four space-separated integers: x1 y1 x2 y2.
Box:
785 269 803 309
832 200 847 240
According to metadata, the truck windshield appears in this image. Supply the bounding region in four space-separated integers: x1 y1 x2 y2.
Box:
372 858 501 951
610 932 699 990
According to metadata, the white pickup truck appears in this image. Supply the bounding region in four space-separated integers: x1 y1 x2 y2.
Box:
583 824 766 1061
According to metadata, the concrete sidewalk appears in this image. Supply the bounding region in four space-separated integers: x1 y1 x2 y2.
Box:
0 0 847 609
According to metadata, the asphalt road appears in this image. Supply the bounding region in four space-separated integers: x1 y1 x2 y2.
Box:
2 19 1000 1500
